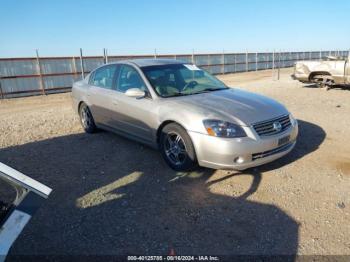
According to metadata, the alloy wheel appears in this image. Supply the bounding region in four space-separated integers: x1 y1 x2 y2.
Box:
164 132 188 166
81 106 93 129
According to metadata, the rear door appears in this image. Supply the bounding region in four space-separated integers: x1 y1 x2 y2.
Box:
109 64 155 144
87 65 119 126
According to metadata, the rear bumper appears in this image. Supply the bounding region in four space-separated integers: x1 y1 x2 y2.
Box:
188 121 298 170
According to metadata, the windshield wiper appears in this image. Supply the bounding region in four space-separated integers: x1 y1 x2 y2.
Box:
167 92 191 97
191 87 229 94
167 87 229 97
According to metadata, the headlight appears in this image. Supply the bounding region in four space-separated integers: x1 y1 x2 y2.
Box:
289 113 297 125
203 120 246 138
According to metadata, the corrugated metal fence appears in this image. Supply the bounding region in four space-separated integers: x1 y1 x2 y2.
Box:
0 50 348 98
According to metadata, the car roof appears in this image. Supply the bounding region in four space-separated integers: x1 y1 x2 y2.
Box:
117 58 185 68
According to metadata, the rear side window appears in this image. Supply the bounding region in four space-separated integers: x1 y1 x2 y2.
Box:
91 65 118 89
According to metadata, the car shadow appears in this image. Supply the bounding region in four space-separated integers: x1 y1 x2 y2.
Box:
301 83 350 91
0 119 324 259
301 83 321 89
327 85 350 91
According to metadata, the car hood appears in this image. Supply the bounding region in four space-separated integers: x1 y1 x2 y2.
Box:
169 88 289 126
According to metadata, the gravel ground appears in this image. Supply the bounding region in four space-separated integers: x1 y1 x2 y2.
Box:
0 68 349 257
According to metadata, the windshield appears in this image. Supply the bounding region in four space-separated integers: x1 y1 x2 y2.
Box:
141 64 228 97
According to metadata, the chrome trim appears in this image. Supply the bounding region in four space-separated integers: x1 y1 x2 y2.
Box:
252 142 294 161
253 115 291 137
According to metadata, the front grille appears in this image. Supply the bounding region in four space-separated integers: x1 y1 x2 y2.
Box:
253 115 291 136
252 142 294 161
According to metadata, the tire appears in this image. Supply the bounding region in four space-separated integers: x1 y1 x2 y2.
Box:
79 103 97 133
160 123 197 171
311 74 334 89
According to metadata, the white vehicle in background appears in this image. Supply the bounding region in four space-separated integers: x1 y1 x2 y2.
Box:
292 54 350 89
0 163 51 261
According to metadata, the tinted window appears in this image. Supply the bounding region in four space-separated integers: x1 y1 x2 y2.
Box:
117 65 147 93
142 64 227 97
92 65 117 89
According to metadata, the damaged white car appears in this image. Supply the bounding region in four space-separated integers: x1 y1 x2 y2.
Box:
292 54 350 89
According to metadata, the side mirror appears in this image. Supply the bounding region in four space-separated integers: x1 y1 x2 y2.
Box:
125 88 146 98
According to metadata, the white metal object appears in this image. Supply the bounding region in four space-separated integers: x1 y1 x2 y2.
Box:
0 163 51 198
0 162 52 259
0 210 31 260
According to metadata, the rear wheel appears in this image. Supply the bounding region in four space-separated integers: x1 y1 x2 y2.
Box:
160 123 197 171
311 74 334 89
79 103 97 133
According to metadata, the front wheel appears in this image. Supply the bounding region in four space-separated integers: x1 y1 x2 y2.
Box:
79 103 97 133
160 123 197 171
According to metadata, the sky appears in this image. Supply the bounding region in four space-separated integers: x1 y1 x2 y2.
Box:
0 0 349 57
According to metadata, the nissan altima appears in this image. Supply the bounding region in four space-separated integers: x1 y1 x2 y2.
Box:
72 59 298 171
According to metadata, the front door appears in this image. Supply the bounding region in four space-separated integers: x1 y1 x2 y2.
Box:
109 64 154 144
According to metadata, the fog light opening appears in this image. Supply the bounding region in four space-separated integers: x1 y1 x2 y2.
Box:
234 157 245 164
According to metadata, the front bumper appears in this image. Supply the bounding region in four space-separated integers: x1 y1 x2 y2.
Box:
188 121 298 170
291 73 309 82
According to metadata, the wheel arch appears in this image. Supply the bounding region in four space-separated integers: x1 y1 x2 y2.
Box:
78 101 84 112
308 71 332 81
156 120 188 145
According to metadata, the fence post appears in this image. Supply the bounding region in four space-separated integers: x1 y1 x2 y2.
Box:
72 56 77 86
222 49 225 75
234 53 236 73
154 49 157 59
80 48 85 79
191 49 195 64
278 51 281 80
103 48 106 64
272 50 275 79
245 51 248 72
36 49 46 95
255 52 258 71
0 77 3 99
72 56 77 75
289 51 292 66
320 50 322 60
104 48 109 64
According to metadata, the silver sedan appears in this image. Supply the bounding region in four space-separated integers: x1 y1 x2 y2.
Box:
72 59 298 171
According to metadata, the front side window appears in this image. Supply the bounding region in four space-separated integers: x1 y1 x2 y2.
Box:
117 65 147 93
92 65 117 89
142 64 228 97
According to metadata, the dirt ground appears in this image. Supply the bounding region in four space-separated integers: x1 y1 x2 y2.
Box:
0 68 349 257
